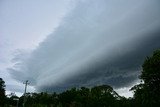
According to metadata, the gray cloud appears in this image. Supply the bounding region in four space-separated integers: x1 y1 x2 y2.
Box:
9 0 160 92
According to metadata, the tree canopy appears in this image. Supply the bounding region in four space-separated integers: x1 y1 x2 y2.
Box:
0 78 6 106
131 49 160 106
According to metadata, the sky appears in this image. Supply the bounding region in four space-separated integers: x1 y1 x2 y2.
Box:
0 0 160 98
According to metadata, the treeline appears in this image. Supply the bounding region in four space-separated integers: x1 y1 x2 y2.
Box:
1 49 160 107
5 85 133 107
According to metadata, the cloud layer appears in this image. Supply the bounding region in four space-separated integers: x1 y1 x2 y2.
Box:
9 0 160 92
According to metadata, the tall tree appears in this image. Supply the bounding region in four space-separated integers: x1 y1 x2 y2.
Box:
0 78 6 106
141 49 160 106
141 50 160 92
132 49 160 106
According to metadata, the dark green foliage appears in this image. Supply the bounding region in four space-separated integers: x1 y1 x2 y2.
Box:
22 92 59 107
0 78 6 106
131 49 160 106
141 50 160 94
6 95 19 106
90 85 117 107
14 85 133 107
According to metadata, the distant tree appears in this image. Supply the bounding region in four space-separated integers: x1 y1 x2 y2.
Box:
0 78 6 106
131 49 160 106
12 84 136 107
58 88 78 107
8 94 19 106
90 85 120 107
76 87 91 106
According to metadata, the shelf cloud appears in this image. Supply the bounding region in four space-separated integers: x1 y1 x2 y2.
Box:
9 0 160 92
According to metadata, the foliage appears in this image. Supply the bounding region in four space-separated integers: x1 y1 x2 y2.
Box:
0 78 6 106
131 49 160 106
3 85 134 107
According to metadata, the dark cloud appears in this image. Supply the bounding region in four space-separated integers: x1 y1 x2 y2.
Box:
9 0 160 92
54 31 160 91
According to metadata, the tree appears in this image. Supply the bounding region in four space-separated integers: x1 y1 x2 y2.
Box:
58 88 78 107
141 50 160 105
132 49 160 106
7 93 19 107
0 78 6 106
141 50 160 91
90 85 120 107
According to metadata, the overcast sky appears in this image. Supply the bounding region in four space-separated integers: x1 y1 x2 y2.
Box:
0 0 160 98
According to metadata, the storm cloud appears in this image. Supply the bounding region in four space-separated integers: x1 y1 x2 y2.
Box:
9 0 160 92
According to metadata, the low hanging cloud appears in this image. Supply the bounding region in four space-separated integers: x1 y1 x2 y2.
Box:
10 0 160 92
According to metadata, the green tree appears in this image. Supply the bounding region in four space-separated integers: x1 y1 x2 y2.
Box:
90 85 120 107
76 87 91 107
0 78 6 106
141 50 160 92
8 94 19 106
142 50 160 105
58 88 78 107
132 50 160 106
